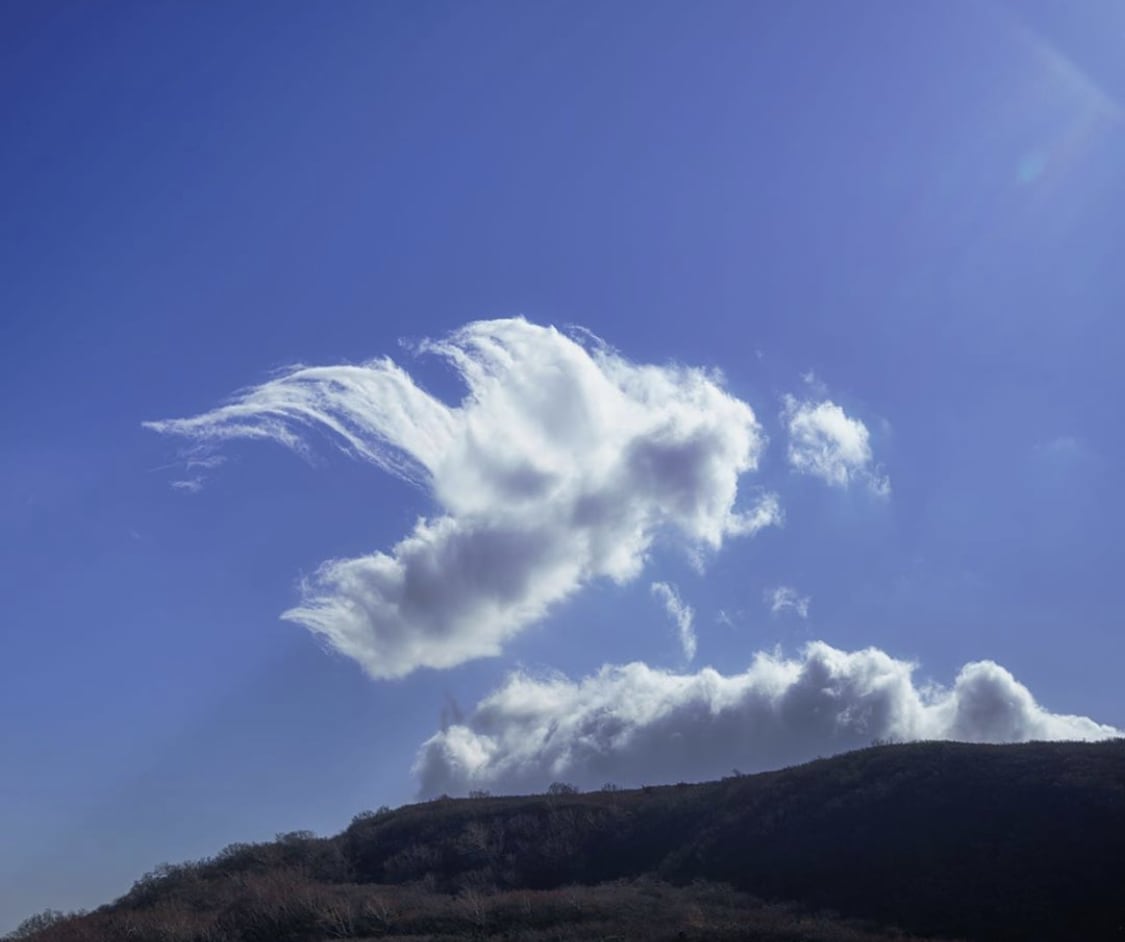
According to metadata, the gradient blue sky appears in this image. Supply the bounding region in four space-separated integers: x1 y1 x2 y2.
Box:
3 0 1125 930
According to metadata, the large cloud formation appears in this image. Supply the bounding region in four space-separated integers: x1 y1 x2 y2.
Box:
413 642 1120 796
145 319 779 678
782 395 889 495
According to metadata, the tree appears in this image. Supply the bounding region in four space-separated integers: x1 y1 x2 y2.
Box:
5 910 70 939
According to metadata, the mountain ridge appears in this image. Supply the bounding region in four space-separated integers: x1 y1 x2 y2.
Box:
9 739 1125 941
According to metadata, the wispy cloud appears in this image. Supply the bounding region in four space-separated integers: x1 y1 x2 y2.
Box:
1033 435 1094 467
799 369 827 396
156 452 226 495
766 585 810 619
651 581 696 661
146 319 780 678
782 395 889 495
413 642 1121 796
170 478 204 494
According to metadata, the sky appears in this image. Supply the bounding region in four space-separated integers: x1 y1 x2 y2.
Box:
3 0 1125 930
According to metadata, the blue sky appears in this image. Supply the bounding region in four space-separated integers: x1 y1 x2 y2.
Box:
3 0 1124 930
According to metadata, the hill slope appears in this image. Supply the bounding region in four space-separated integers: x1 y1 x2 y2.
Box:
9 740 1125 941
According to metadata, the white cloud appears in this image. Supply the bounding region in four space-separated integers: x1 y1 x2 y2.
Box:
799 369 827 396
413 641 1120 796
650 581 696 661
782 395 889 495
160 452 226 495
170 478 204 494
146 318 779 678
766 585 810 619
1034 435 1094 467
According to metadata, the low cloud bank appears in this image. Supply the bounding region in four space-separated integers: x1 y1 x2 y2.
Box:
146 319 778 678
414 642 1119 796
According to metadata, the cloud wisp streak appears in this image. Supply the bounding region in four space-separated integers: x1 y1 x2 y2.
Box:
651 581 696 661
782 395 889 495
414 641 1121 796
766 585 810 619
146 319 779 678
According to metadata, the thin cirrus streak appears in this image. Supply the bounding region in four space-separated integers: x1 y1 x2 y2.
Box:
145 318 781 678
651 581 697 662
413 641 1122 797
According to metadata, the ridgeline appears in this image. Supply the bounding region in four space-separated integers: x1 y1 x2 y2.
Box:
8 740 1125 941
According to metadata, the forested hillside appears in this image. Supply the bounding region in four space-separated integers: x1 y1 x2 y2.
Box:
9 740 1124 941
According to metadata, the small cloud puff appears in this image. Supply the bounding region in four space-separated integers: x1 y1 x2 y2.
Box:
1033 435 1095 469
782 395 889 495
651 581 696 661
766 586 809 619
160 453 226 495
413 642 1120 796
146 319 780 679
170 479 204 494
